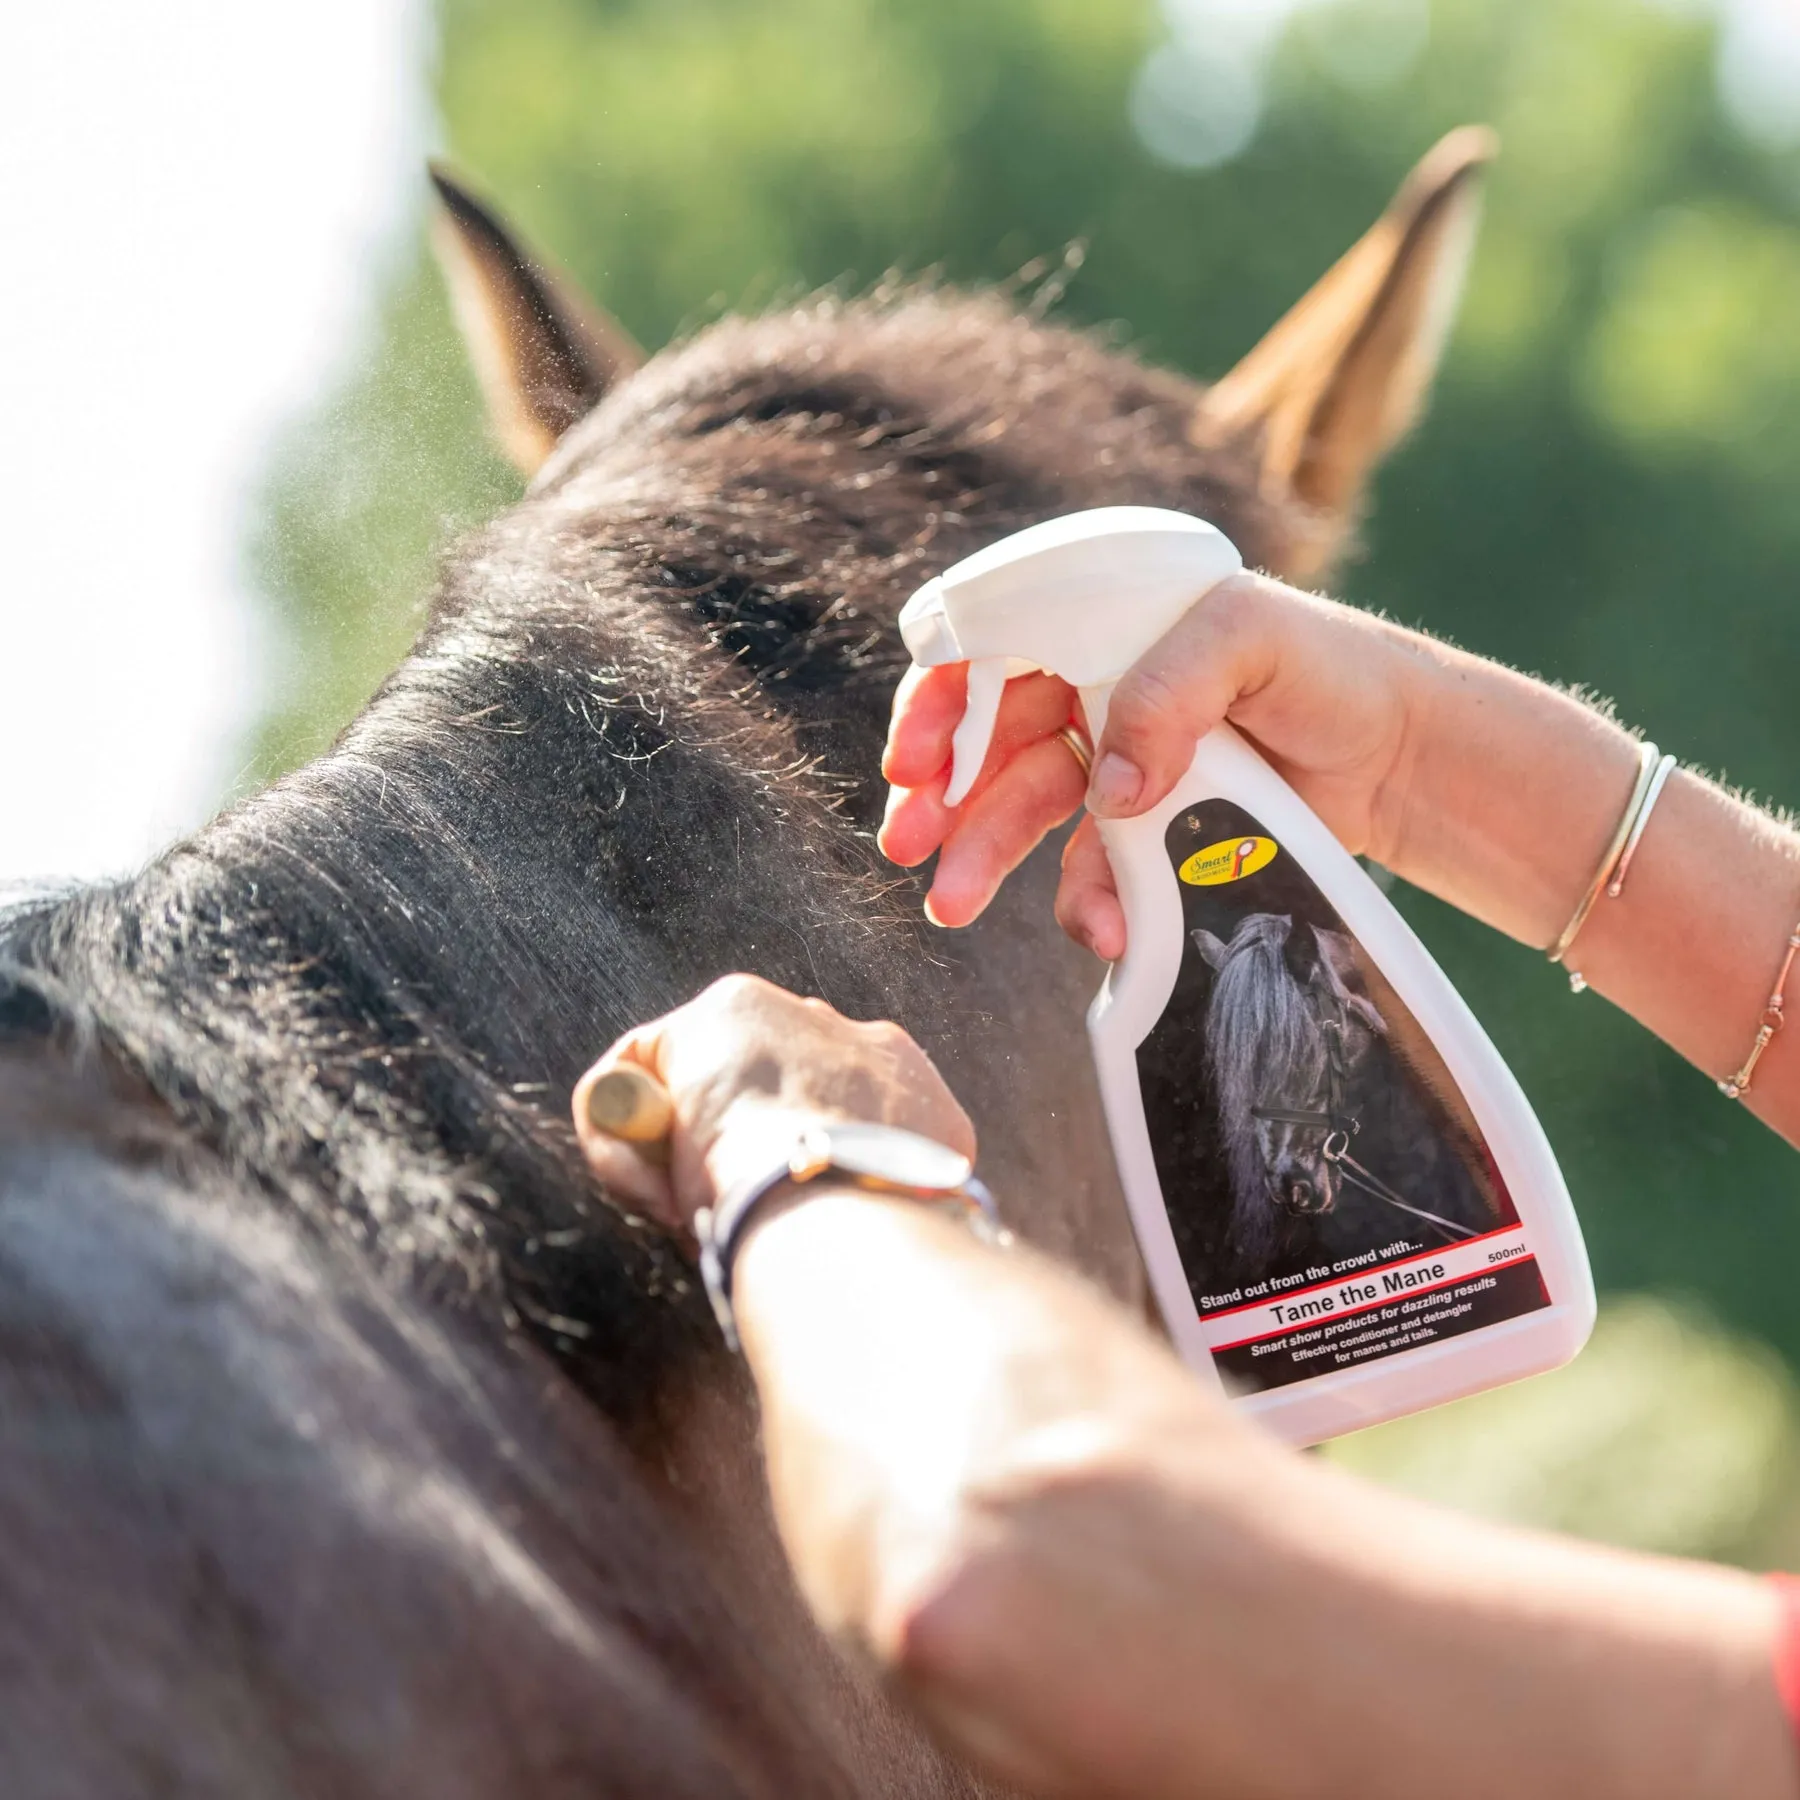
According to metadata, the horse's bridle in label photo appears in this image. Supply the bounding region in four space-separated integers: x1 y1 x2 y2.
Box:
1251 993 1478 1244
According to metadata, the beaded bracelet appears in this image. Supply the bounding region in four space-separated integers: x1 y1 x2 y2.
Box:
1719 924 1800 1101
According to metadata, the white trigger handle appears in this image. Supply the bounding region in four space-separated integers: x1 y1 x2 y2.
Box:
946 659 1006 807
946 657 1038 807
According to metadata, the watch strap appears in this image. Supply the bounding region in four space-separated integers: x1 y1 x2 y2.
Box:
696 1125 1001 1351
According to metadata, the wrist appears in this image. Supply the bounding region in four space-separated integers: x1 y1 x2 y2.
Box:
702 1102 831 1211
699 1110 999 1350
1357 614 1446 877
1377 633 1643 946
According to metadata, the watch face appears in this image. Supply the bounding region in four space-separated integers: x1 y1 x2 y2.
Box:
817 1121 973 1191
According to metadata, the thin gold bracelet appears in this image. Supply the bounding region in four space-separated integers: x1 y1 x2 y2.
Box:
1606 753 1677 899
1719 924 1800 1101
1549 740 1661 987
1563 751 1679 993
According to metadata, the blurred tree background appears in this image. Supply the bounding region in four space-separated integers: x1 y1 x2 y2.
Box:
251 0 1800 1564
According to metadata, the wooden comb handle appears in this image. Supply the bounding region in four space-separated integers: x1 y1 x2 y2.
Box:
576 1064 674 1162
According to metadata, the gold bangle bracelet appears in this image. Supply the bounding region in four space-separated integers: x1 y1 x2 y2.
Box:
1606 753 1677 900
1549 740 1661 979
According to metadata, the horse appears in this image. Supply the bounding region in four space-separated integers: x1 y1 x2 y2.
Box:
0 128 1493 1794
1192 914 1385 1240
1193 912 1503 1288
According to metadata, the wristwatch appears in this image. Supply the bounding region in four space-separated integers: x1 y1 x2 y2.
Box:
696 1119 1005 1351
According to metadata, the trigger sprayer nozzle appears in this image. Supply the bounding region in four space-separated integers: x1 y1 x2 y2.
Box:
898 507 1244 807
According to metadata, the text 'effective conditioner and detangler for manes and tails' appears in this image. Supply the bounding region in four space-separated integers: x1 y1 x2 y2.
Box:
900 508 1594 1445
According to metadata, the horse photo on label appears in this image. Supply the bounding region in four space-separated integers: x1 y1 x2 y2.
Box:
1137 799 1516 1308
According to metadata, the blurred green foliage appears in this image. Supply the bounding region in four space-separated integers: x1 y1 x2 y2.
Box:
1328 1297 1800 1568
252 0 1800 1551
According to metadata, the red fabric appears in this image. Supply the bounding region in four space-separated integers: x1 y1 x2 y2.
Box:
1768 1575 1800 1753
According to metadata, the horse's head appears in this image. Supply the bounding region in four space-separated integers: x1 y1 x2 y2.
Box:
1194 916 1387 1231
16 128 1496 1406
0 126 1502 1799
280 127 1493 1298
424 126 1496 627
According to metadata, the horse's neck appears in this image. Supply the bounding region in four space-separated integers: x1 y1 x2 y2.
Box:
0 1076 982 1798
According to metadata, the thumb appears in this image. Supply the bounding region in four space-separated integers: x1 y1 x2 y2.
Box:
1085 573 1273 819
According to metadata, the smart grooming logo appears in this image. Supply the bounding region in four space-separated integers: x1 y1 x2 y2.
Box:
1136 799 1545 1394
1179 832 1278 886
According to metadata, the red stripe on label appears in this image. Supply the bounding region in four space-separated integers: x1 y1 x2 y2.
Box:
1197 1224 1526 1327
1209 1256 1542 1353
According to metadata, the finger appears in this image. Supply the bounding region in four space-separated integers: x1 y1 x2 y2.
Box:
1055 816 1125 960
882 662 966 787
1087 571 1274 819
883 668 1078 797
578 1019 668 1086
576 1129 683 1228
881 676 1084 867
879 771 954 869
924 733 1088 928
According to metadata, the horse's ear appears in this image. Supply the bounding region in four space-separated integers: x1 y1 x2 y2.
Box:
1193 126 1495 578
1312 927 1387 1036
1191 928 1229 970
428 164 643 477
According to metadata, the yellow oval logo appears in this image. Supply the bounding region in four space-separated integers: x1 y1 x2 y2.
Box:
1179 835 1278 886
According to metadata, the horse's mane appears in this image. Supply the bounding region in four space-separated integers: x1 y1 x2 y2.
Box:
1204 913 1328 1266
0 287 1294 1414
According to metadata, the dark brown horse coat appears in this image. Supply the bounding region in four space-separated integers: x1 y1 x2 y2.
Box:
0 131 1490 1796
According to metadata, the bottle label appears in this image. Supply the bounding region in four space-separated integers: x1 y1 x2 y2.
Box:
1136 800 1548 1395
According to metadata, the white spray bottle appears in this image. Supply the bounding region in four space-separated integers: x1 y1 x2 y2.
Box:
900 507 1594 1446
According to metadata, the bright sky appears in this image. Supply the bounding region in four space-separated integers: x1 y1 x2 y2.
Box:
0 0 428 892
